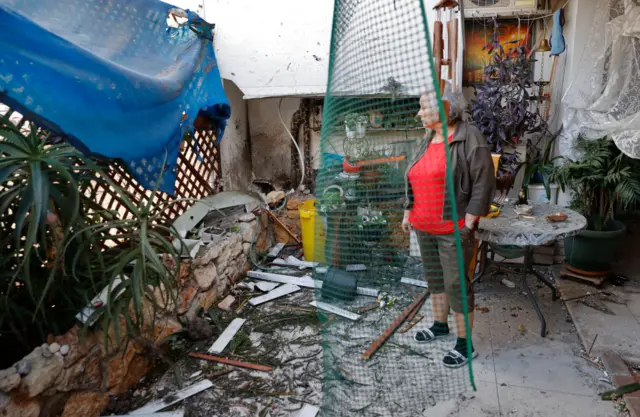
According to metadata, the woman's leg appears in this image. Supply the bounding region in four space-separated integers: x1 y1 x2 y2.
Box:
454 310 473 338
437 230 477 367
414 230 450 342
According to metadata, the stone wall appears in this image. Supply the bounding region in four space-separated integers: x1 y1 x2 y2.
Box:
0 213 269 417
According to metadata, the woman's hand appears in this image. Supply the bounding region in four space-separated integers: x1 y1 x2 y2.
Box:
402 210 411 233
464 213 479 230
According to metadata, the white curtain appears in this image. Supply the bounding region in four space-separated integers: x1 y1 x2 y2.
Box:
562 0 640 159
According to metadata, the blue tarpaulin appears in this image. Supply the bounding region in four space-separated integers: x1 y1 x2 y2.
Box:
0 0 230 194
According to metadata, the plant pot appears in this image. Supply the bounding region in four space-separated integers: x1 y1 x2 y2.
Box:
527 183 559 204
564 220 627 273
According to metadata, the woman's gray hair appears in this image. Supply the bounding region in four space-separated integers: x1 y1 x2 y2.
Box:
441 80 466 122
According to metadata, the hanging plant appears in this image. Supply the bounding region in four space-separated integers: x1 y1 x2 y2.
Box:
470 18 547 171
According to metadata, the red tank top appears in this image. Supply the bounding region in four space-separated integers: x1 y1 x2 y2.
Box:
408 138 464 234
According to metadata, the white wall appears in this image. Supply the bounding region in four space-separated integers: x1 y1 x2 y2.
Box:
164 0 461 99
219 80 252 191
204 0 333 99
247 98 301 187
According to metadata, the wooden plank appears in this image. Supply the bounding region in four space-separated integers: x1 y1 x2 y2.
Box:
398 316 424 333
265 210 302 244
188 352 273 372
362 290 430 360
208 318 246 354
247 271 315 288
310 301 360 321
249 284 300 306
130 380 213 414
406 296 427 321
401 277 429 288
358 302 379 313
296 404 320 417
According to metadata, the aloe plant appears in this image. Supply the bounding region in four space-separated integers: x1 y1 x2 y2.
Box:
0 119 96 347
0 118 182 355
64 158 183 350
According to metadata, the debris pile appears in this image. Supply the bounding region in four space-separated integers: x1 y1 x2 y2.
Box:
113 253 474 417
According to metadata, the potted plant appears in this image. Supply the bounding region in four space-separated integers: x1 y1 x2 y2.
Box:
551 136 640 273
522 132 560 203
469 18 547 185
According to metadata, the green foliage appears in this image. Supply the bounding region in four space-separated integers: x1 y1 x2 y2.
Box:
65 169 183 351
0 119 181 355
522 132 560 199
0 119 93 347
551 136 640 231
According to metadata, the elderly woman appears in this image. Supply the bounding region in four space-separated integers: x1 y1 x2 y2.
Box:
402 83 495 368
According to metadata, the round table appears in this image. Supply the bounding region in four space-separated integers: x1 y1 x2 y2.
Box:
474 202 587 337
477 202 587 246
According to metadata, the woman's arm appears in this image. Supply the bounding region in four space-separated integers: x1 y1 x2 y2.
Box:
466 144 496 219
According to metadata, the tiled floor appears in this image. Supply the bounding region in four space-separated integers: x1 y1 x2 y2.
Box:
432 274 618 416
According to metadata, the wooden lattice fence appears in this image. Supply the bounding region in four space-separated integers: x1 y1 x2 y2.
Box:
0 103 222 224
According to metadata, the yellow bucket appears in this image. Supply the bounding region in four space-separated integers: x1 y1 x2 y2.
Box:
298 199 326 262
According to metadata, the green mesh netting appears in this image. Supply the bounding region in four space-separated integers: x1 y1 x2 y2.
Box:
311 1 475 415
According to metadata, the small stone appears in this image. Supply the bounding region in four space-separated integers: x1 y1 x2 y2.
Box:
501 278 516 288
16 360 31 376
217 295 235 311
60 344 70 356
238 212 256 222
48 342 60 354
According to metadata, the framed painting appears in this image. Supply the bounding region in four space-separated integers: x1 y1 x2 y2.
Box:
463 19 532 85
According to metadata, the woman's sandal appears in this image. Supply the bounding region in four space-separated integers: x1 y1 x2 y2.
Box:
414 328 449 343
442 349 479 368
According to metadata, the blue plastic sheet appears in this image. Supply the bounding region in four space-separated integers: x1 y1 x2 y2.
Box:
0 0 230 193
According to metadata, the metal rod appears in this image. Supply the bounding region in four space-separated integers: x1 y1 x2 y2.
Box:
588 334 599 356
521 248 547 337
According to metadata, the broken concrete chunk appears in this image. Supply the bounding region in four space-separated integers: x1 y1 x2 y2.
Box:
217 295 236 311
